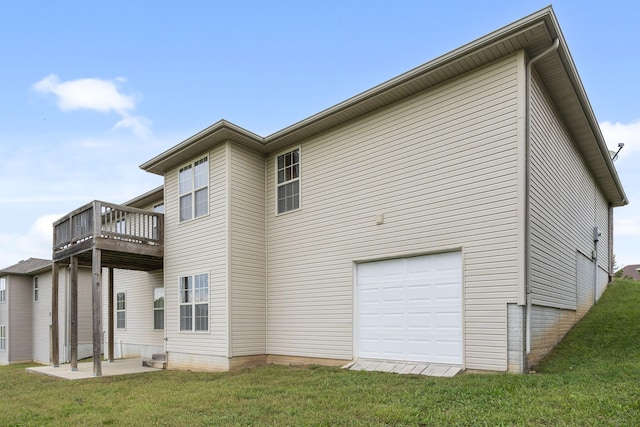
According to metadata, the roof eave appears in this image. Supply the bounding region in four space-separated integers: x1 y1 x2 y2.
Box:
535 12 628 206
140 120 266 175
123 185 164 208
137 6 627 207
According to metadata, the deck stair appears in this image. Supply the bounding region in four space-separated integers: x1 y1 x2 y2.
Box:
142 353 166 369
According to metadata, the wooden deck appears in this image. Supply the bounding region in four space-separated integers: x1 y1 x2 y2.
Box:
52 200 163 270
50 200 164 376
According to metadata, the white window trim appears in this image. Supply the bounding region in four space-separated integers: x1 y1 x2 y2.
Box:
275 146 301 215
0 325 6 351
178 156 209 223
116 291 126 330
33 276 39 302
179 273 209 333
153 287 165 331
0 277 6 303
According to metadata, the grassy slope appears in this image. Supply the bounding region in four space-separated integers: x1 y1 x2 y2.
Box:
1 279 639 426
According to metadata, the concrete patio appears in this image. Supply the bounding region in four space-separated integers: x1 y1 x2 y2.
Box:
26 358 162 380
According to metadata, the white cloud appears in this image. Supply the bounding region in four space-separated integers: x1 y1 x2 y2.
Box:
32 74 134 114
0 214 60 267
32 74 151 137
600 119 640 156
114 114 152 138
616 216 640 237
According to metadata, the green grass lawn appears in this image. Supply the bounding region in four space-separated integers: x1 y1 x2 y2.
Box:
2 278 639 426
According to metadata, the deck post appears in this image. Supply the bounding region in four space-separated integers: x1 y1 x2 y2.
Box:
51 262 59 367
92 247 103 377
108 267 114 362
70 256 78 371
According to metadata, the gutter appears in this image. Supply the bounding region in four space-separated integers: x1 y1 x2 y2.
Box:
524 38 560 358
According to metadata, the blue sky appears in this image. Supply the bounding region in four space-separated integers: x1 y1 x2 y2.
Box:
0 0 638 269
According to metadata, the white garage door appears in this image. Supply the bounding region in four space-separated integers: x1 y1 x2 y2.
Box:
356 252 462 365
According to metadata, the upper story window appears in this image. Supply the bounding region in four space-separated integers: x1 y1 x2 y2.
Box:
0 277 6 303
33 276 39 302
179 157 208 222
276 148 300 214
179 274 209 332
116 292 126 329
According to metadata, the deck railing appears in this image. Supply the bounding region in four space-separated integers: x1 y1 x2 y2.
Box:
53 200 164 257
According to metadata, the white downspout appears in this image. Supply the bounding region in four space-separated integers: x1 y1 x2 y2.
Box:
525 38 560 357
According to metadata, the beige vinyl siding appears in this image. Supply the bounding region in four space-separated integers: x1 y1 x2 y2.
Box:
0 277 8 364
266 54 521 371
32 272 51 363
8 276 33 362
529 73 610 309
229 143 266 356
102 269 164 358
0 276 11 365
33 267 91 364
164 144 228 358
75 268 93 358
55 269 67 363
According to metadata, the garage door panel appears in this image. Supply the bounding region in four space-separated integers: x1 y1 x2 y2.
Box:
357 252 462 365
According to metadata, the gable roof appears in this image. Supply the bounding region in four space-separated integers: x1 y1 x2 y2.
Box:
140 6 627 207
0 258 51 276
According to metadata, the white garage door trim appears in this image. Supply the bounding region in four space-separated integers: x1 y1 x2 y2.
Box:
355 252 463 365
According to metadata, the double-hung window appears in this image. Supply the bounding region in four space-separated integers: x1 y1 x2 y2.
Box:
276 148 300 214
153 287 165 330
0 277 6 303
0 325 6 351
33 276 39 302
179 274 209 332
116 292 126 329
179 157 208 222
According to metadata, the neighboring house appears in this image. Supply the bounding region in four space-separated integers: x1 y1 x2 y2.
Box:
48 6 627 376
0 258 92 365
617 265 640 281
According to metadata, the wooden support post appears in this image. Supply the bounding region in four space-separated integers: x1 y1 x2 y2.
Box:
51 262 59 367
108 267 114 362
92 247 103 377
70 256 78 371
